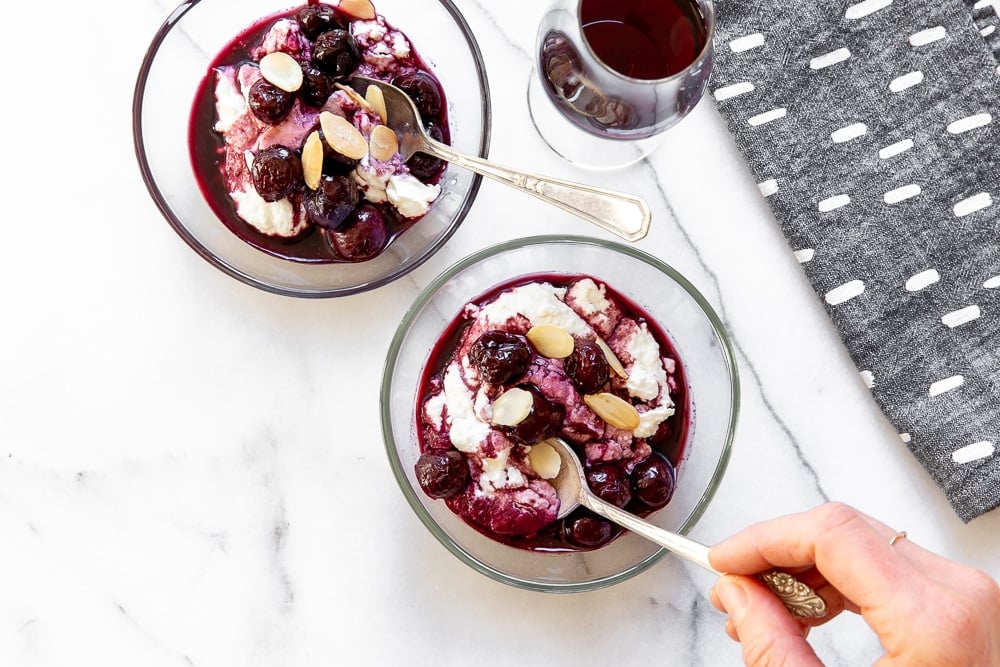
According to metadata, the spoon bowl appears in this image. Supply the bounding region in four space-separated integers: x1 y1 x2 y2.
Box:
350 76 653 241
545 437 829 619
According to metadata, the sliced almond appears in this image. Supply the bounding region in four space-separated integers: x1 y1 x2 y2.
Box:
595 337 628 379
319 111 369 160
366 84 387 123
369 125 398 162
335 82 375 112
301 131 324 190
338 0 376 19
490 387 533 427
584 393 640 431
259 51 303 92
528 441 561 480
527 324 574 359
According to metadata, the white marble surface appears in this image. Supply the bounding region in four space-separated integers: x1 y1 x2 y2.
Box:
3 0 998 665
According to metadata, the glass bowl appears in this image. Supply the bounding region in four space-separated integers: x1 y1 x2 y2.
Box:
133 0 490 298
381 236 740 592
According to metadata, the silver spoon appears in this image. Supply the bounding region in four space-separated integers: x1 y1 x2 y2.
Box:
349 76 651 242
546 437 829 619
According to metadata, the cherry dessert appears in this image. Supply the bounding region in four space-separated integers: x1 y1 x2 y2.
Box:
188 0 451 264
414 274 689 552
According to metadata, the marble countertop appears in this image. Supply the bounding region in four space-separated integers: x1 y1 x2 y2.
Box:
3 0 998 665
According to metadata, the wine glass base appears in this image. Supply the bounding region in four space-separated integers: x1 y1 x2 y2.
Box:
527 72 664 170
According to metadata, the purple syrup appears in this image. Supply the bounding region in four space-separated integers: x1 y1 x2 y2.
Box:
187 3 451 264
415 273 691 552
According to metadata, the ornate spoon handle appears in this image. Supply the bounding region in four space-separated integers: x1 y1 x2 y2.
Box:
425 140 651 242
586 497 828 619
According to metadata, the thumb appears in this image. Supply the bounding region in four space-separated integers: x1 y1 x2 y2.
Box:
713 575 824 667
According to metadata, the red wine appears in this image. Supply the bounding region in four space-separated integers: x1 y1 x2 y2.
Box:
581 0 707 80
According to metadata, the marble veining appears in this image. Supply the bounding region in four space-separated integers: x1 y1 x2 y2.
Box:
0 0 997 666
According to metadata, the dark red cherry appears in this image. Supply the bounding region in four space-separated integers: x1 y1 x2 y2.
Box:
564 514 615 548
312 29 359 79
469 331 531 385
248 79 295 124
406 123 445 181
585 463 632 509
501 384 564 445
415 450 469 499
300 64 336 107
296 4 345 40
328 203 389 261
392 71 443 121
250 145 302 202
564 340 610 394
631 453 676 510
303 174 358 229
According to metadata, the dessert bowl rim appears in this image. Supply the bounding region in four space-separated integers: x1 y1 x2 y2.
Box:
132 0 492 298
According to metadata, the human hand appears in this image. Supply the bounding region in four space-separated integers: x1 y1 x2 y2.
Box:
708 502 1000 666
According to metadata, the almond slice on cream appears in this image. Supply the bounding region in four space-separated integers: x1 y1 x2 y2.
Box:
259 51 303 92
584 393 640 431
338 0 376 19
369 125 398 162
528 441 561 479
491 387 533 427
595 337 628 379
527 324 574 359
301 131 324 190
334 83 375 112
366 84 388 123
319 111 369 160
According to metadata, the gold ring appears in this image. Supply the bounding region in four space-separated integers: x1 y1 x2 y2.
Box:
889 530 907 546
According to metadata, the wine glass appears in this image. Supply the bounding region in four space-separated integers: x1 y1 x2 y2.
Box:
527 0 715 170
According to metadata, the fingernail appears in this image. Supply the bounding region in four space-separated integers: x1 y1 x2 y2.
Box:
715 577 747 614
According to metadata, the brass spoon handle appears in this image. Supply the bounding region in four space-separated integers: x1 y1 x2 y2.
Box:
422 139 651 242
585 497 828 619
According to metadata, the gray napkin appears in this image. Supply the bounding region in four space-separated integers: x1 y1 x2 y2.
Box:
711 0 1000 521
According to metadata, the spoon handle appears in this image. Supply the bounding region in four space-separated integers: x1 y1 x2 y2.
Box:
424 140 651 242
584 498 828 619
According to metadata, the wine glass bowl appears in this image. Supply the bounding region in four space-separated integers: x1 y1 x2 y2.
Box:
528 0 715 168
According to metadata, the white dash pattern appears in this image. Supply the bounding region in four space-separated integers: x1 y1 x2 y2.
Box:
942 305 981 328
909 26 947 46
730 33 765 52
929 375 964 396
884 183 921 204
879 139 914 159
826 280 866 305
905 269 940 291
832 122 868 143
952 441 995 464
889 71 924 92
846 0 893 20
810 48 852 70
794 248 815 263
758 179 779 197
714 82 755 101
947 113 992 134
954 192 993 217
819 194 851 212
748 108 787 126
